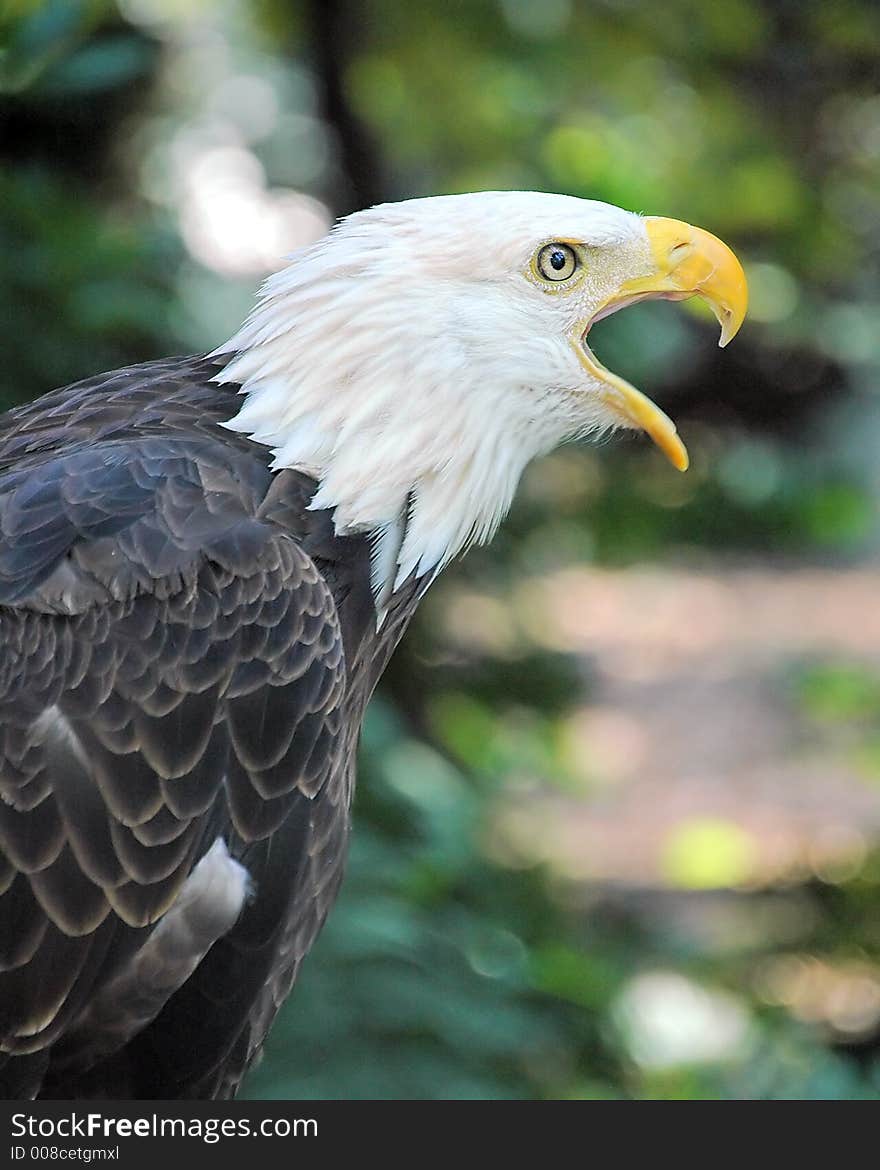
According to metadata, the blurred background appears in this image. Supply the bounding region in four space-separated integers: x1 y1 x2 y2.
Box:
2 0 880 1099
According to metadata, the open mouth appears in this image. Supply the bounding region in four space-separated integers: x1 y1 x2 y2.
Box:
578 293 694 472
573 219 749 472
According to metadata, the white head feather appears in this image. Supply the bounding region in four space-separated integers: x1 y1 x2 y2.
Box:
215 191 658 608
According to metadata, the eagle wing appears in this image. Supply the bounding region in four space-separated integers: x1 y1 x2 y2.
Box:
0 379 351 1099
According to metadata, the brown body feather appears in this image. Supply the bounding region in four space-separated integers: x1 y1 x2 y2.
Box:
0 356 420 1098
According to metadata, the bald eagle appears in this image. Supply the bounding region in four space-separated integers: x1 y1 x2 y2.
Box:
0 192 746 1099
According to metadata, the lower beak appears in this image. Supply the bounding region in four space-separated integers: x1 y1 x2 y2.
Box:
575 217 748 472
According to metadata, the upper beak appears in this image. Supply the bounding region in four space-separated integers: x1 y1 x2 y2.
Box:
639 217 748 347
575 217 748 472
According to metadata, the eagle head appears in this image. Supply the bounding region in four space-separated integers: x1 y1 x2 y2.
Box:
217 192 747 604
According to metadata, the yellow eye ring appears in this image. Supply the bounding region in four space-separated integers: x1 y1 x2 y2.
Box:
535 242 579 282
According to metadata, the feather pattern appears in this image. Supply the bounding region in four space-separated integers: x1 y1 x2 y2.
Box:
0 356 421 1098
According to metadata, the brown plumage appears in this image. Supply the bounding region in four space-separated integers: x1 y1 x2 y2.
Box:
0 356 422 1098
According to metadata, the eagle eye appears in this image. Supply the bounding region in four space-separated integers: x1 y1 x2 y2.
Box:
535 242 579 283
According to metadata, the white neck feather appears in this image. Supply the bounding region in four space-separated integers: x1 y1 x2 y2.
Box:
213 199 594 611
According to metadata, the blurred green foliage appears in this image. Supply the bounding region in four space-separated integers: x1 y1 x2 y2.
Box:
2 0 880 1100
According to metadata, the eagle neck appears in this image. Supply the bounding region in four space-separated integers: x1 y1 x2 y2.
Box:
213 340 553 616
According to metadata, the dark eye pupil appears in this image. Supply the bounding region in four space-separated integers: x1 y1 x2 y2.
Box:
549 250 567 270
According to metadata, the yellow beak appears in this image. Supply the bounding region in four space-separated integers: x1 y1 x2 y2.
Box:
575 217 748 472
